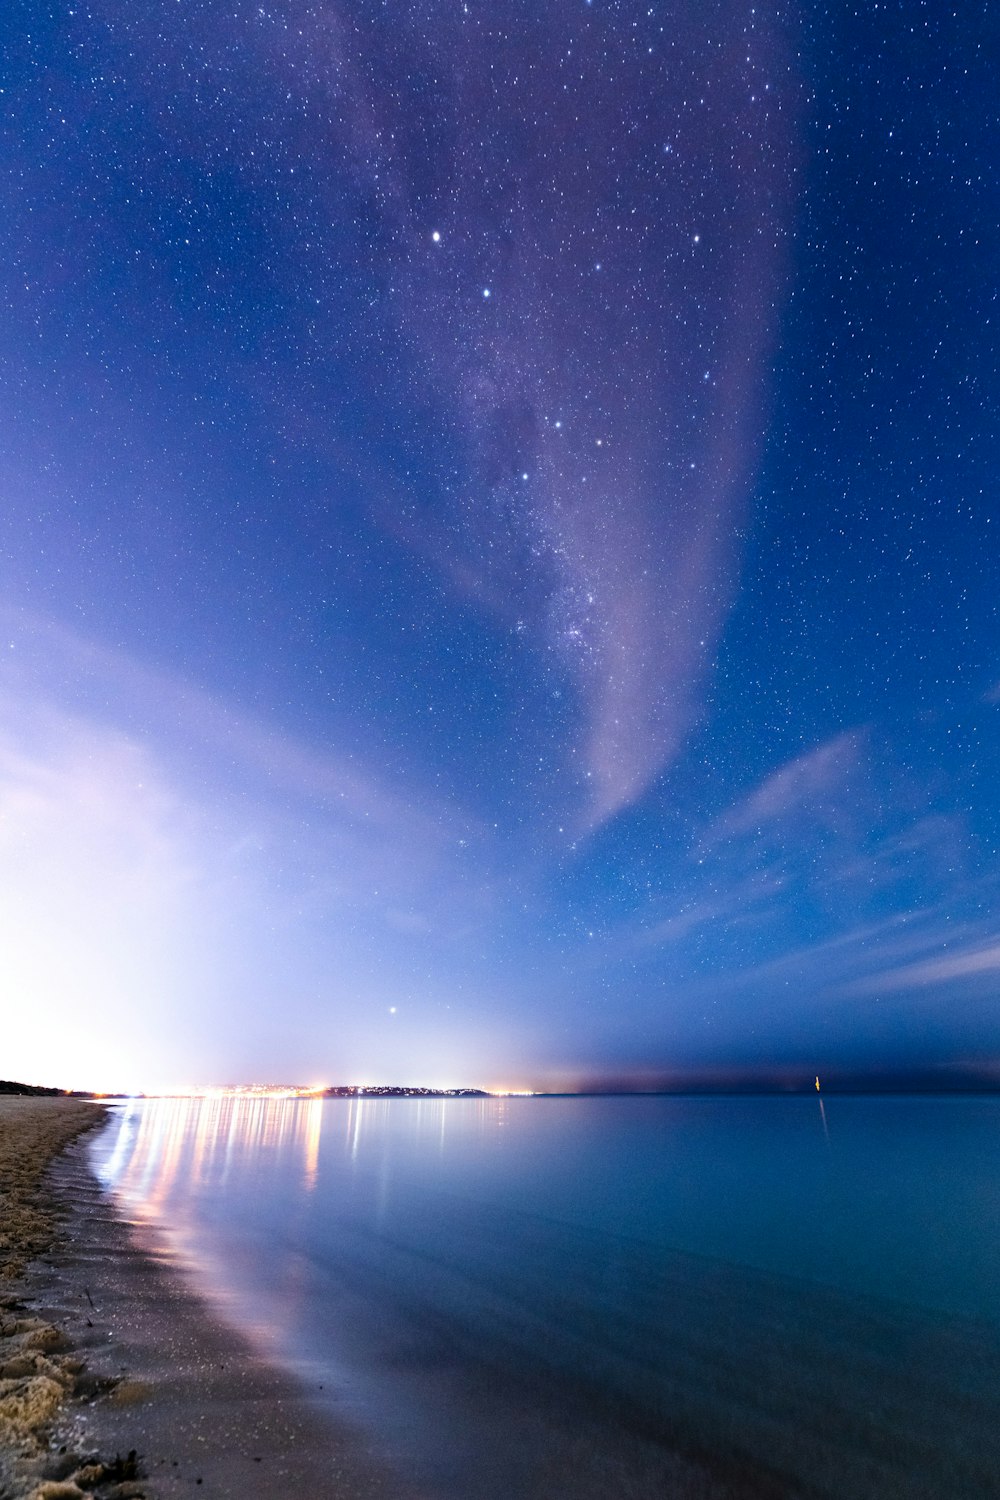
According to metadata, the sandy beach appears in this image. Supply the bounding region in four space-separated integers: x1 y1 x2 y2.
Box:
0 1098 414 1500
0 1096 112 1499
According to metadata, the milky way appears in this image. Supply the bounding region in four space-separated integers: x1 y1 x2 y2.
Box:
305 0 800 826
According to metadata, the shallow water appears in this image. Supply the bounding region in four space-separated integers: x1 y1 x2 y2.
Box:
90 1095 1000 1498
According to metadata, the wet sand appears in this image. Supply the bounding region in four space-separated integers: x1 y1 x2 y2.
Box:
0 1099 417 1500
0 1097 111 1500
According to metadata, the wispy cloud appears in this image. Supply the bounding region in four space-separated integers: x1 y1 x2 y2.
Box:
853 938 1000 992
0 608 503 1090
704 731 865 846
1 606 461 848
257 0 799 832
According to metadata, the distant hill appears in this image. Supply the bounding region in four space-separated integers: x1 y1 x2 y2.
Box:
0 1079 69 1097
323 1085 489 1098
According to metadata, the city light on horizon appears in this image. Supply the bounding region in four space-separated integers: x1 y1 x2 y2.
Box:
87 1082 536 1100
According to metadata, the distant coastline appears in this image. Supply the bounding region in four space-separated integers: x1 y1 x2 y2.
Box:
0 1078 85 1098
6 1073 1000 1100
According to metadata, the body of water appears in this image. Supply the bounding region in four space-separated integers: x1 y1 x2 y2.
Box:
90 1094 1000 1498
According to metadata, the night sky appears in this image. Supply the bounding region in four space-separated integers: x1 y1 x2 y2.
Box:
2 0 998 1092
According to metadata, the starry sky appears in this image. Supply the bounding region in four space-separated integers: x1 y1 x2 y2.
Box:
2 0 998 1092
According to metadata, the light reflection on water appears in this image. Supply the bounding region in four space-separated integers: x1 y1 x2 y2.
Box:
91 1095 1000 1499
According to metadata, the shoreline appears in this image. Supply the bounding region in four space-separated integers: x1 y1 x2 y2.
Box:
0 1099 414 1500
0 1096 114 1500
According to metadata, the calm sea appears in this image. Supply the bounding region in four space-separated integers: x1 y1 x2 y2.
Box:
90 1095 1000 1498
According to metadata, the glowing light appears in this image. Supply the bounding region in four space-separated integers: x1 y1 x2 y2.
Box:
303 1095 323 1189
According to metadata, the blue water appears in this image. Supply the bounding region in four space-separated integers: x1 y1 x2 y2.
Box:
91 1095 1000 1498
